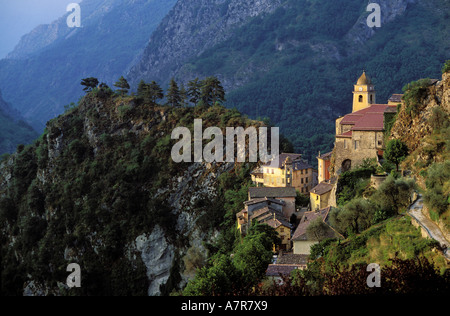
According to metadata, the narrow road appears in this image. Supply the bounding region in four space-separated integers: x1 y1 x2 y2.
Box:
408 195 450 261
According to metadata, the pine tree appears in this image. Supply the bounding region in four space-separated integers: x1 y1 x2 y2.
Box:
137 79 147 98
146 81 164 105
200 76 226 106
187 78 202 106
166 78 182 107
81 77 99 93
179 83 188 107
114 76 130 96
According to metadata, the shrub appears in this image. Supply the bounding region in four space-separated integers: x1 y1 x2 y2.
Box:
402 79 431 117
442 60 450 74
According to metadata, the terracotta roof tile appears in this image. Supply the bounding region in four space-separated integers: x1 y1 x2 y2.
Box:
310 182 333 195
292 207 334 241
339 104 398 132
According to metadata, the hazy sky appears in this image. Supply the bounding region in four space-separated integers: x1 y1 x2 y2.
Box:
0 0 82 59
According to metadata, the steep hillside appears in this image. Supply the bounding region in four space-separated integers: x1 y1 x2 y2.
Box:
128 0 450 163
0 0 177 131
390 66 450 235
0 89 261 296
0 90 38 155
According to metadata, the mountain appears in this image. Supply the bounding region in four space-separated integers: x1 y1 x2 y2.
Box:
127 0 284 86
128 0 450 164
0 88 261 296
0 90 38 155
0 0 177 131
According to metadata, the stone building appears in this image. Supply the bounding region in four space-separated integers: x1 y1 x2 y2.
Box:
248 187 297 218
309 181 334 211
251 153 316 194
333 72 398 174
317 151 332 183
236 196 292 251
291 207 340 255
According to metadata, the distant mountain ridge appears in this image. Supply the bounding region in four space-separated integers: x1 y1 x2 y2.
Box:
0 90 38 154
127 0 284 87
0 0 177 130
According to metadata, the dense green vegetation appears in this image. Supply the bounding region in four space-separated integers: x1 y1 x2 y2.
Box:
0 82 263 295
183 224 280 296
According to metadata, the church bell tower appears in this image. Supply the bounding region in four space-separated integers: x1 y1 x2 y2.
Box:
352 71 376 113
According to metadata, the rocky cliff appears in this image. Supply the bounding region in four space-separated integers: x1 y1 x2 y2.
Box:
0 90 260 295
390 71 449 167
389 68 450 240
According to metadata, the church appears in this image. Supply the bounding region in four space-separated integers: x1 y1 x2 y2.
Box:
332 71 400 175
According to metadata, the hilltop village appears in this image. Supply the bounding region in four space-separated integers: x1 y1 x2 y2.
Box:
240 72 403 278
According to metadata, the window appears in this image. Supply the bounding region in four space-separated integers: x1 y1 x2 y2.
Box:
370 95 373 103
359 95 363 103
306 177 308 183
344 139 348 149
301 178 304 184
354 141 359 150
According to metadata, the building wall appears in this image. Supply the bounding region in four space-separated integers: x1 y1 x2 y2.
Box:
251 174 264 187
278 197 296 218
318 158 331 183
263 167 286 187
293 240 318 255
292 168 314 194
334 130 384 174
335 117 345 135
262 166 313 193
277 226 292 251
310 191 331 211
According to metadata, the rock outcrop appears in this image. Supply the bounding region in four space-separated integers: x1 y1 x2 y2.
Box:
0 91 257 295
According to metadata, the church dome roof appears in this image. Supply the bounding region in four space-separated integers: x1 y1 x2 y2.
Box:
357 71 371 85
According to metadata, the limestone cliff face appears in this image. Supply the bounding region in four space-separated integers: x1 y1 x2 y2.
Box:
390 72 450 155
127 0 283 87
